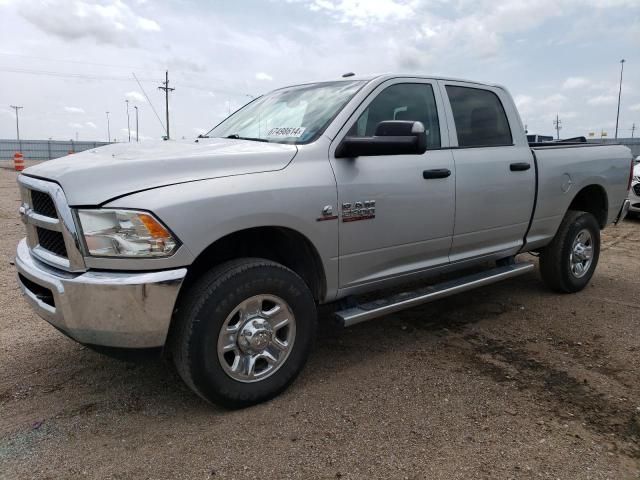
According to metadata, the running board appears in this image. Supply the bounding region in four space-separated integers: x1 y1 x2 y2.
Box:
336 262 535 327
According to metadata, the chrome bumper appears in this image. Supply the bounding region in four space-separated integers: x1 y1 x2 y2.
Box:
15 238 187 348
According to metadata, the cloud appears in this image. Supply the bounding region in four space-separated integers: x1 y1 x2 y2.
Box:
255 72 273 81
125 91 146 102
630 103 640 112
86 121 97 128
514 94 534 115
539 94 567 107
18 0 161 47
137 17 160 31
68 122 84 129
64 106 85 113
167 56 208 73
587 95 617 106
302 0 416 26
563 77 590 89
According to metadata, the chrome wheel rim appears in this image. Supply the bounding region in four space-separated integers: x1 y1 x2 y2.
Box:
217 294 296 383
570 229 594 278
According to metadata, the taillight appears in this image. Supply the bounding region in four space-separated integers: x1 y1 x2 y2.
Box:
628 158 634 191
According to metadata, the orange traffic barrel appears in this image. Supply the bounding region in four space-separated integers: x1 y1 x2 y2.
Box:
13 152 24 172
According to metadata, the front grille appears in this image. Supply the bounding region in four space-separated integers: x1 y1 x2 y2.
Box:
36 227 68 258
31 190 58 218
634 184 640 196
20 175 85 271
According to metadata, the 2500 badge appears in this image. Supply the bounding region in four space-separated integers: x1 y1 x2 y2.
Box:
342 200 376 222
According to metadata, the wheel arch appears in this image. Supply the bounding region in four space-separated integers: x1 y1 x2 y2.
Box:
179 226 327 303
567 184 609 228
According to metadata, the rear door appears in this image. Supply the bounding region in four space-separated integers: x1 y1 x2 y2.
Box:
439 81 535 261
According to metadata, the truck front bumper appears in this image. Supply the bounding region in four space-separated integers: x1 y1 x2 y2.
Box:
15 238 187 348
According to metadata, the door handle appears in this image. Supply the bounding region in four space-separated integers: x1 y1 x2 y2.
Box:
423 169 451 179
510 162 531 171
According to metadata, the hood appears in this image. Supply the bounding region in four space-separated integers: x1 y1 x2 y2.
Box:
23 138 297 205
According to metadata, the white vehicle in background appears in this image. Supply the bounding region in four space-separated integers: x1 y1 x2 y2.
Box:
629 161 640 217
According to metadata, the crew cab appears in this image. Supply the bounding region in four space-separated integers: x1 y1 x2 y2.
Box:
15 74 634 407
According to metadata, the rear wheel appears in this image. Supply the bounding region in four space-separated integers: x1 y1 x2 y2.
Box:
539 210 600 293
171 258 317 408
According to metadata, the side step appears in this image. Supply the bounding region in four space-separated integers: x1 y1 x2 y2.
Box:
335 262 535 327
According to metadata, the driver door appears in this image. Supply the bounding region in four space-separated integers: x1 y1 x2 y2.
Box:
329 79 455 291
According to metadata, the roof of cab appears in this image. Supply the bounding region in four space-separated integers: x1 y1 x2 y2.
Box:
302 73 503 88
272 73 506 95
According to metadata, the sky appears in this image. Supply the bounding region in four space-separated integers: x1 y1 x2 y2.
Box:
0 0 639 142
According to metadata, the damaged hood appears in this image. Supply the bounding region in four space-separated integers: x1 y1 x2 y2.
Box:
23 138 297 205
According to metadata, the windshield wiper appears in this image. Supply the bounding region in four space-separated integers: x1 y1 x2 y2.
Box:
225 134 269 142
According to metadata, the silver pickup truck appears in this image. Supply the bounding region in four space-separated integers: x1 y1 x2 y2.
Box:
15 74 634 407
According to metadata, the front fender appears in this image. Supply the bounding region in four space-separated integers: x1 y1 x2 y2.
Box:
105 155 339 299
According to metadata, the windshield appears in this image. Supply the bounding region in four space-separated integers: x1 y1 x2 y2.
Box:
206 80 365 144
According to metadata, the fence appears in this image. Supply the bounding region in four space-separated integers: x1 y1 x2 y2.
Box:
0 139 113 161
587 137 640 157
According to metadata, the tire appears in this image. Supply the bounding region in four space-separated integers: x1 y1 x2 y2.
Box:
171 258 317 408
539 210 601 293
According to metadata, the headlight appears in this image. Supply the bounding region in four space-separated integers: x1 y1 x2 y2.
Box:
77 209 178 257
634 175 640 183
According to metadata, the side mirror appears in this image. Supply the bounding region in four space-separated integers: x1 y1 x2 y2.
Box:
335 120 427 158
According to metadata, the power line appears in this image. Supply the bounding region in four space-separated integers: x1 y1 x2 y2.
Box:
0 66 156 83
0 66 255 97
133 72 166 136
0 52 159 72
158 71 175 140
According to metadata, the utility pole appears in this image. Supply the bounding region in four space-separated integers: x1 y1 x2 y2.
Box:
158 70 174 140
125 99 131 142
10 105 23 142
631 123 636 139
134 106 139 142
553 114 562 140
106 111 111 142
615 59 625 140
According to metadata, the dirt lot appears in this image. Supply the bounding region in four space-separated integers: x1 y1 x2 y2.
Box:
1 167 639 479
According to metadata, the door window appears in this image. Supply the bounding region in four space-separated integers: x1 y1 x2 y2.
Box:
349 83 441 149
445 85 512 147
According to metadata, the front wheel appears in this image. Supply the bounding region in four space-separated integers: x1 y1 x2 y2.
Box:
171 258 317 408
539 210 601 293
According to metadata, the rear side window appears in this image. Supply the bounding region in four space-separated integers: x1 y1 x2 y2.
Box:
445 86 512 148
349 83 441 149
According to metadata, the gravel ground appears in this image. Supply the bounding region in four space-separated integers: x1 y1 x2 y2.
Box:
1 167 639 479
